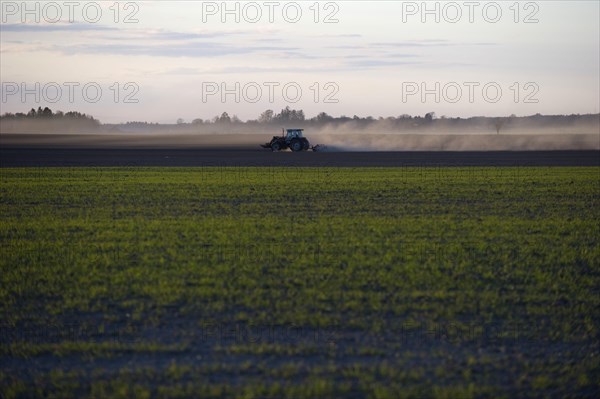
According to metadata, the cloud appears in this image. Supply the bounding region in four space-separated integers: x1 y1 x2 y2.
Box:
137 29 251 41
0 23 262 42
48 42 300 58
371 40 497 47
204 65 339 74
1 23 293 58
160 67 204 75
324 39 495 51
0 23 467 69
0 22 117 32
344 59 421 69
313 33 363 38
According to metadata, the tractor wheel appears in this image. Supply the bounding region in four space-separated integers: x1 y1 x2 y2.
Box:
290 139 302 152
271 141 281 151
301 138 310 151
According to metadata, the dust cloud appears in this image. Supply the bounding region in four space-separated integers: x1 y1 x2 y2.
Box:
306 117 599 151
311 131 600 152
1 117 598 151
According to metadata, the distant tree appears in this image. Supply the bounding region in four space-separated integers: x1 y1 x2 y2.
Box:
231 114 242 123
274 106 305 123
425 112 435 123
494 118 504 134
258 109 274 123
275 106 292 122
277 106 291 121
176 118 185 124
218 112 231 123
315 112 333 123
192 118 203 124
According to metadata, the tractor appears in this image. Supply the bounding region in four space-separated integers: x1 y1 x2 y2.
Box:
261 128 311 152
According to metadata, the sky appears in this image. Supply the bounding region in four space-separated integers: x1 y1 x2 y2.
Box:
1 0 599 123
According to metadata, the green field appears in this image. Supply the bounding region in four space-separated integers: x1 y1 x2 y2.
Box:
1 166 599 398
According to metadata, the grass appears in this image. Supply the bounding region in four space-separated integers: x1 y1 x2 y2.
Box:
1 166 599 398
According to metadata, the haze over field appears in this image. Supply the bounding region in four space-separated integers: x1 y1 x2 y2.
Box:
2 110 598 151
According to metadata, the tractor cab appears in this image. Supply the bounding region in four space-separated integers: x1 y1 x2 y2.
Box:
285 129 304 142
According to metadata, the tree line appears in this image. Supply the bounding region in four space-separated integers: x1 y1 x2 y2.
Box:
177 107 598 135
2 106 598 134
0 107 100 133
1 107 98 123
